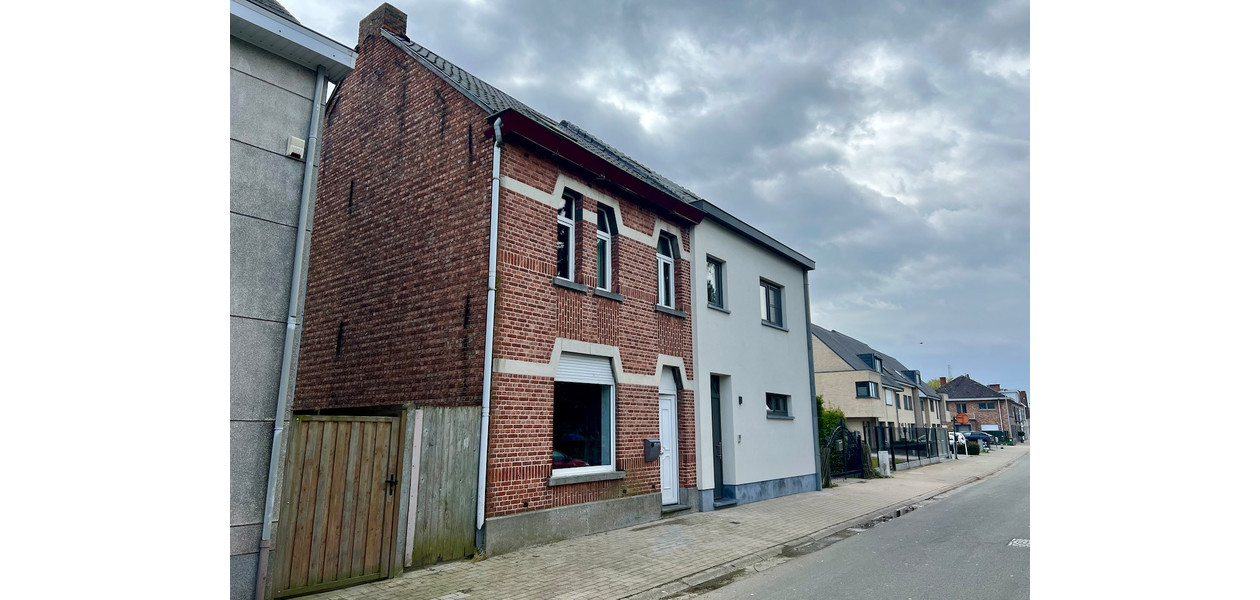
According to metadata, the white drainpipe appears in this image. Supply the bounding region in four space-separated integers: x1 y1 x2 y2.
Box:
475 118 504 545
255 66 327 600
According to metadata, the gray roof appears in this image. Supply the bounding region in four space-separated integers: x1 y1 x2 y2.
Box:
811 325 933 394
883 355 940 399
244 0 299 24
938 375 1007 400
812 325 878 373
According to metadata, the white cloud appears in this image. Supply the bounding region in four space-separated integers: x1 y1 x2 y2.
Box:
970 49 1030 82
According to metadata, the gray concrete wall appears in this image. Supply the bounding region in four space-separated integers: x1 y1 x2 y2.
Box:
483 492 668 557
229 34 317 600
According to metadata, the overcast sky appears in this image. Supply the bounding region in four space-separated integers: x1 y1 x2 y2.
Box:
283 0 1030 391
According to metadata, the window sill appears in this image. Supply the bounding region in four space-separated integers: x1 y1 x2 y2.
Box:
766 413 795 420
547 469 626 487
655 305 688 319
553 277 589 293
707 303 730 314
593 288 624 302
761 320 789 332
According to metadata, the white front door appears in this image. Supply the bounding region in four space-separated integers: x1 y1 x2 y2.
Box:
659 394 679 505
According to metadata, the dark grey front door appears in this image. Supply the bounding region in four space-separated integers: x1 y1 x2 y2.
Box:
710 375 725 498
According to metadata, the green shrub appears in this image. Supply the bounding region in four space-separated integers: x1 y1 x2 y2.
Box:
816 395 846 446
966 441 981 455
954 443 967 454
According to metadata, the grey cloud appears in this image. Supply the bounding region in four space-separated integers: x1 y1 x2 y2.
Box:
284 0 1030 389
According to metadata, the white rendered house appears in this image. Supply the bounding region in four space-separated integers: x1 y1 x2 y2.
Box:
688 200 819 510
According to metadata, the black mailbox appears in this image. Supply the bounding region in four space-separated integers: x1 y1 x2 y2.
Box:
644 438 661 462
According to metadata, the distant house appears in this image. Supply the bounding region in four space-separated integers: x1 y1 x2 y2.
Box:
999 387 1030 441
229 1 354 599
938 375 1026 442
811 326 948 448
690 201 819 511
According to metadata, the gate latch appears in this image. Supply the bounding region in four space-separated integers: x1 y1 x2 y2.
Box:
385 473 398 494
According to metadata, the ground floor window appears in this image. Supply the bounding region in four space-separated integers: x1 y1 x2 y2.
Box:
766 393 789 417
553 382 613 471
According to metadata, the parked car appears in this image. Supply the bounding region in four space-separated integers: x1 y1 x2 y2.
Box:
963 431 994 446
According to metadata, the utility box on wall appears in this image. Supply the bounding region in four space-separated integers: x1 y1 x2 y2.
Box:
644 438 661 462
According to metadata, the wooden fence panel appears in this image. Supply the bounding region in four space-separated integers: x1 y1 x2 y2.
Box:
275 415 400 598
411 406 480 566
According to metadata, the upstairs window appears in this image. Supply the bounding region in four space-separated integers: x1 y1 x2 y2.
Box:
706 257 725 309
595 204 616 291
856 381 878 398
760 279 783 327
956 403 967 414
978 402 997 410
657 233 677 309
556 192 578 281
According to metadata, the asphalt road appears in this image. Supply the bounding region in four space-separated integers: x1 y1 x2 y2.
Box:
697 453 1031 600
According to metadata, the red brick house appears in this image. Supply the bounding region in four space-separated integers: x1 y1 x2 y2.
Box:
938 375 1026 442
287 3 703 583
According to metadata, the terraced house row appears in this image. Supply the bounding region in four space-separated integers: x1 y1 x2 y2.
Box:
229 2 1028 599
229 3 822 599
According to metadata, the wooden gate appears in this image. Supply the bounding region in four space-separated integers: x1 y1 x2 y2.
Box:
274 415 401 598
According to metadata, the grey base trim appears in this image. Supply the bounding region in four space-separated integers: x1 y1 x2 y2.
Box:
484 493 661 556
485 489 698 556
697 473 817 511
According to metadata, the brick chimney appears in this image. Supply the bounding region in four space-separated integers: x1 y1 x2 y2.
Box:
359 3 407 47
939 377 947 386
989 384 1002 392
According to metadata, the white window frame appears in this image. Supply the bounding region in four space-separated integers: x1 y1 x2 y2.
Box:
557 192 577 281
760 279 783 327
553 353 617 477
657 234 676 309
595 204 613 291
884 388 894 406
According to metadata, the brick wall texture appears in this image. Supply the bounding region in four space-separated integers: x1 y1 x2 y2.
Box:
956 399 1019 437
295 28 696 523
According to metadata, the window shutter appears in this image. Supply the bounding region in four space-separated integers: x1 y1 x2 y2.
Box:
556 353 616 385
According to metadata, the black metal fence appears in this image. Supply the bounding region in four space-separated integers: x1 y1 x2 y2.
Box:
820 426 865 486
862 423 951 469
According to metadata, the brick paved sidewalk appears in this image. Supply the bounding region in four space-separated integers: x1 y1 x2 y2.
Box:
303 444 1030 600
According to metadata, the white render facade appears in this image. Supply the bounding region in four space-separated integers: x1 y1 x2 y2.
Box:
688 202 819 511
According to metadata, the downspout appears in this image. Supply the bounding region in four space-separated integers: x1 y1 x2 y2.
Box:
256 66 328 600
803 269 821 491
475 117 504 548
